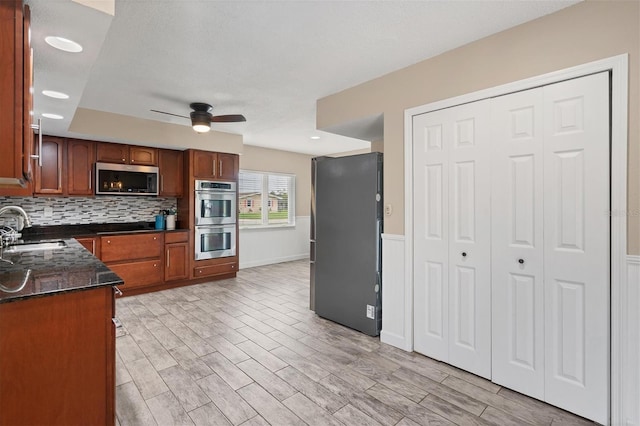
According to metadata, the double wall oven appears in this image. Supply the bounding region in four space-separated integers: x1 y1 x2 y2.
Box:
194 180 237 260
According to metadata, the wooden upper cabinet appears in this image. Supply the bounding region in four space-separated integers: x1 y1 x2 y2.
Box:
0 1 33 194
34 136 64 195
67 139 95 195
217 153 238 180
193 150 238 180
158 149 183 197
193 150 217 179
130 146 157 166
96 143 128 164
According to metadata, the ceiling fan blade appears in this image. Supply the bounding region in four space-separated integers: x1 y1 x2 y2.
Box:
211 114 246 123
150 109 189 119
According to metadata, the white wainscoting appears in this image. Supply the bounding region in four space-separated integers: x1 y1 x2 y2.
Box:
624 255 640 425
381 234 412 351
239 216 310 269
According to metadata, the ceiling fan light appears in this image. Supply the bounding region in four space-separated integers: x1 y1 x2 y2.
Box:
193 123 210 133
190 111 211 133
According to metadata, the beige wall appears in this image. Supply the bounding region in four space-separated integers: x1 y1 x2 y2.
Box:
240 145 314 216
70 108 244 153
317 1 639 254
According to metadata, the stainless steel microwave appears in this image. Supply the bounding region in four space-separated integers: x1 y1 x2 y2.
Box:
95 162 159 196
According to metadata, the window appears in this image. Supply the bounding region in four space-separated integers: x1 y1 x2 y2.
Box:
239 170 295 227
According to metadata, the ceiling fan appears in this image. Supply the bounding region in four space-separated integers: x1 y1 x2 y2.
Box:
151 102 246 133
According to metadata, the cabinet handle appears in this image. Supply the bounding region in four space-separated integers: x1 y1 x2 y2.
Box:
153 236 157 240
219 160 222 176
30 119 42 166
160 175 164 191
113 286 123 296
166 250 170 268
462 252 467 257
88 169 92 189
121 158 125 163
153 263 157 267
212 159 216 176
518 259 525 264
106 240 111 244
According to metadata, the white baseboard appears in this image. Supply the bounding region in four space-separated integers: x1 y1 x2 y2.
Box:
240 254 309 269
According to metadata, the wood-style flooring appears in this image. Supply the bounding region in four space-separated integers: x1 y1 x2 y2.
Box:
115 260 595 426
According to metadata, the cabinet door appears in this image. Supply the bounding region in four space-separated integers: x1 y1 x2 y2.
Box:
159 149 183 197
0 1 32 193
108 259 163 289
193 150 217 179
100 233 163 263
67 139 95 195
0 287 114 425
96 142 128 164
130 146 158 166
217 153 238 180
21 4 33 183
165 242 188 281
34 136 64 194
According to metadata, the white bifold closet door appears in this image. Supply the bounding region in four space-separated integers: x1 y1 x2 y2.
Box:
413 100 492 379
491 72 610 424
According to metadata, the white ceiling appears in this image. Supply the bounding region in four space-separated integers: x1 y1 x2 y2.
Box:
28 0 579 156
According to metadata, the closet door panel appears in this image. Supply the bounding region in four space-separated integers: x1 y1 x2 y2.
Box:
491 88 545 399
413 110 450 361
447 101 492 379
543 72 609 425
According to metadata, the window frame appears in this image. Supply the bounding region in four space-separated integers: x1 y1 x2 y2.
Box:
238 169 296 229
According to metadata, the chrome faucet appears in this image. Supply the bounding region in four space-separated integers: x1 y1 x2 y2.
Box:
0 205 32 228
0 206 32 249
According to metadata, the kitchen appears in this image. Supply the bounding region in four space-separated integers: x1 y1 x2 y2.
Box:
1 1 639 425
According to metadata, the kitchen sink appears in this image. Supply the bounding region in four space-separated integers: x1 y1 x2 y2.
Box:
3 241 67 253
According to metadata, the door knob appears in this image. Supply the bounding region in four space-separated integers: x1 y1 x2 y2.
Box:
518 259 524 264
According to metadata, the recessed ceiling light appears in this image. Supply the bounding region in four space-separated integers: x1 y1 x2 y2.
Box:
44 36 83 53
42 90 69 99
310 136 321 140
42 113 64 120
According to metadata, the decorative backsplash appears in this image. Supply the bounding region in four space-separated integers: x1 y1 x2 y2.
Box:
0 196 177 227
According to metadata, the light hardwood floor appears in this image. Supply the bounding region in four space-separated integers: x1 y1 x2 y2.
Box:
115 260 595 426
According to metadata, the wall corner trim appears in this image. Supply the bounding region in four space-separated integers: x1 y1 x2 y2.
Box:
381 233 412 352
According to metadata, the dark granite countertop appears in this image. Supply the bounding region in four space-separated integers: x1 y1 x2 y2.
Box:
0 238 123 304
18 222 189 241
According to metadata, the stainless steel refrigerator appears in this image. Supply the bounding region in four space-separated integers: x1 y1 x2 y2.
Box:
310 152 383 336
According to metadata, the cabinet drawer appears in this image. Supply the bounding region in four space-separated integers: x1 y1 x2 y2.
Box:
165 231 188 244
194 262 237 278
107 259 162 289
100 233 163 262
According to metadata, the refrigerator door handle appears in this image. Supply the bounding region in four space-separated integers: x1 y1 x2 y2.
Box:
310 240 316 263
375 219 382 273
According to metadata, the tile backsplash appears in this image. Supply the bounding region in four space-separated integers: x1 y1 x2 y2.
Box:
0 196 177 227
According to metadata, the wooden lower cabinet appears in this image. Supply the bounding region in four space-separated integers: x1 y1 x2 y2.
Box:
84 230 235 296
100 232 163 293
165 231 189 281
194 261 237 277
0 286 115 425
108 259 163 289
